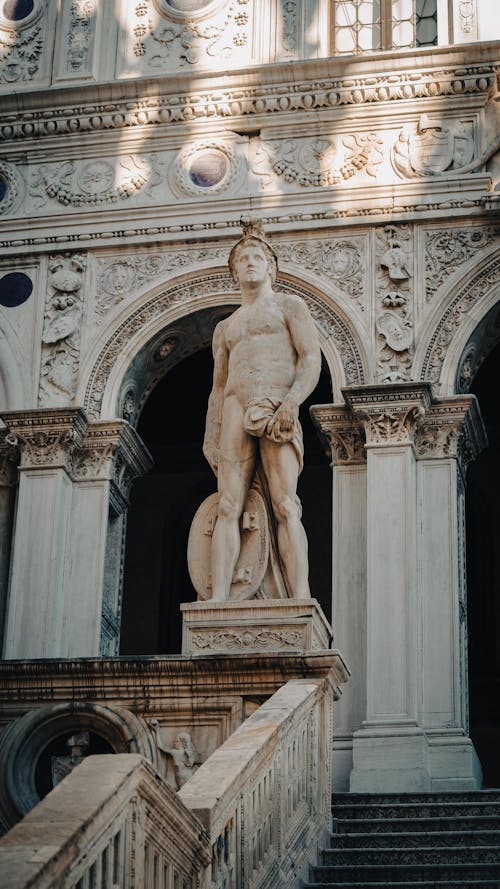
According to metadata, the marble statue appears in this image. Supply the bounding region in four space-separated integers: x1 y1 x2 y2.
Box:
201 218 321 601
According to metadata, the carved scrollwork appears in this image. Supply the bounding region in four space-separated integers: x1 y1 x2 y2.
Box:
29 155 161 210
274 239 364 305
190 628 303 650
425 226 498 301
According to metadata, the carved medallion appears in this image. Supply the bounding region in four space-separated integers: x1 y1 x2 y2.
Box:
188 488 269 601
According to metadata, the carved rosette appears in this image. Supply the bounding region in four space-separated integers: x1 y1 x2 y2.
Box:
309 404 366 466
343 383 432 448
1 409 88 472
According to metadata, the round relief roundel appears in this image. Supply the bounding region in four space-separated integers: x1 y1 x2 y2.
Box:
189 150 228 188
166 0 213 9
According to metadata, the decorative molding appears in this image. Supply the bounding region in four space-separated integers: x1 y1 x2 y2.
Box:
375 225 414 383
0 61 494 143
309 404 366 466
253 133 383 188
0 159 24 217
392 114 475 179
425 226 499 301
39 253 86 407
83 272 365 420
343 383 432 446
420 253 500 384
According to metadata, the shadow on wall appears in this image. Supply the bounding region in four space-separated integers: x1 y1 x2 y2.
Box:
120 346 333 655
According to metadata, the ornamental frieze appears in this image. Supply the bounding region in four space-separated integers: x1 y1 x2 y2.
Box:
375 225 414 383
425 226 499 301
274 238 365 306
29 156 162 210
253 134 383 188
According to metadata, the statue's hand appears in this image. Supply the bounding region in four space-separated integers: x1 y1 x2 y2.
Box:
267 399 298 442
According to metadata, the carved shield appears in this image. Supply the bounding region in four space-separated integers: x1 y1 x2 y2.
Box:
376 312 413 352
187 488 269 601
409 129 454 174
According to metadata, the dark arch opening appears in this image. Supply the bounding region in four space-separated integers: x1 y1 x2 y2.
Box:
466 340 500 787
120 346 333 655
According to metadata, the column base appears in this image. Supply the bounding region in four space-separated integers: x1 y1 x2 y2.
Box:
349 724 483 792
181 598 332 655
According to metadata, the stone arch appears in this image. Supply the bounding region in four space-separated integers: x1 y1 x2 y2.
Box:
81 268 369 422
413 247 500 394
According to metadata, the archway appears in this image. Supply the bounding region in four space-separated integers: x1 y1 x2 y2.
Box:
119 346 334 655
466 340 500 787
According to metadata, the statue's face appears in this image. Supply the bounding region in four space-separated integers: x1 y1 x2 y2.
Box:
235 243 270 286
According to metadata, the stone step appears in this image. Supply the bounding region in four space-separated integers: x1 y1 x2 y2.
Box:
333 791 500 806
321 844 500 866
332 801 500 820
333 815 500 834
309 863 500 883
329 829 500 848
303 883 500 889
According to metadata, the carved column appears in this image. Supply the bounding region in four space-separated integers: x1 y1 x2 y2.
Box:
343 383 432 791
1 410 151 659
415 395 486 789
310 404 366 792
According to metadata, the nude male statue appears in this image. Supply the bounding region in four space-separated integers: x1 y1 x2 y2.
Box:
203 219 321 601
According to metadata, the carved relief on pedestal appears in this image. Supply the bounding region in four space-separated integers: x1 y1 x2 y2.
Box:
253 133 383 190
125 0 251 74
425 226 498 301
148 721 203 790
0 0 46 84
29 156 161 211
39 253 86 407
392 114 475 179
375 225 414 383
274 239 365 308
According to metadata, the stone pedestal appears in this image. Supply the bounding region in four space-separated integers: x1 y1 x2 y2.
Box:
181 598 333 655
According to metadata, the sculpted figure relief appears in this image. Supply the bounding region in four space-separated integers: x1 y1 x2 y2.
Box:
197 218 321 601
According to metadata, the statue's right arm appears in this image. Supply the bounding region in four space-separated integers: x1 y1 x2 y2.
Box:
203 321 228 475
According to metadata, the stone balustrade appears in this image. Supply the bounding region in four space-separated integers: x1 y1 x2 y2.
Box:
0 676 335 888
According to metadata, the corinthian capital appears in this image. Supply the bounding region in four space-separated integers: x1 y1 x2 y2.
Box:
310 403 366 465
342 383 432 447
0 409 87 471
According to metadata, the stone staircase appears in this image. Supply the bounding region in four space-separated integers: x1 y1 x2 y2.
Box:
303 792 500 888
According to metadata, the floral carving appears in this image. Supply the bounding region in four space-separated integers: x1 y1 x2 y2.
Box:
425 226 498 301
39 253 86 407
190 628 303 650
67 0 96 71
375 226 414 383
274 239 364 304
392 114 475 179
29 156 160 209
345 385 431 446
254 134 383 188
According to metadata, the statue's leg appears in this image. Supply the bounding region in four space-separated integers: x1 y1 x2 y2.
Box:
260 439 310 599
211 397 256 600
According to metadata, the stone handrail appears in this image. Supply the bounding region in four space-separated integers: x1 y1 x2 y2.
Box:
179 676 334 888
0 674 338 888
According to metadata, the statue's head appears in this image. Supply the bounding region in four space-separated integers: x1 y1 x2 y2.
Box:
229 217 278 285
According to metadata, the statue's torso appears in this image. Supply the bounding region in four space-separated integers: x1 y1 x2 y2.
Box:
223 294 296 406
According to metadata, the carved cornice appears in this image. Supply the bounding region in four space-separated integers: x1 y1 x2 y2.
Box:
0 52 495 146
309 404 366 466
1 408 87 471
343 383 432 447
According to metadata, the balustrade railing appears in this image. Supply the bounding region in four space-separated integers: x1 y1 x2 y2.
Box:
0 675 336 889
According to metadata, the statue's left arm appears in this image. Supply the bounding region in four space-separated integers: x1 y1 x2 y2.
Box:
268 296 321 439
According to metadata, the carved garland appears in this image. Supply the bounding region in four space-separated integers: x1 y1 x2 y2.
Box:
83 272 365 420
420 253 500 384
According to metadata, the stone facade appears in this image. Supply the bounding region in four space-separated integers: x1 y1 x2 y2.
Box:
0 0 499 817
